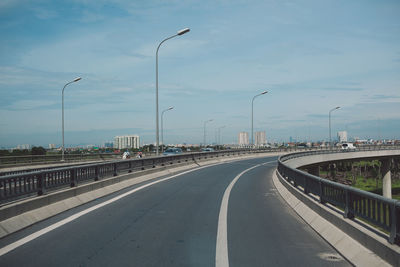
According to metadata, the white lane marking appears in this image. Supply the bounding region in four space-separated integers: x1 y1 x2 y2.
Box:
0 158 276 257
262 161 275 165
215 160 275 267
0 163 223 257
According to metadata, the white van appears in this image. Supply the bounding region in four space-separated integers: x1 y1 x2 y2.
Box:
341 143 356 150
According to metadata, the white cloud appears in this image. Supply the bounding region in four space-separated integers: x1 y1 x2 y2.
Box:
79 10 106 23
31 7 58 20
110 87 134 93
0 66 63 86
1 0 400 145
7 99 56 110
18 29 152 75
0 0 25 10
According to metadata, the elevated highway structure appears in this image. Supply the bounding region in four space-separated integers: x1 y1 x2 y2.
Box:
277 147 400 266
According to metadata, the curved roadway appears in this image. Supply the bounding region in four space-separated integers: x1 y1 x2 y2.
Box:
0 156 349 266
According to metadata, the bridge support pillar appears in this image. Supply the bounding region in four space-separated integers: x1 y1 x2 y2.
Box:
381 159 392 199
329 163 337 180
308 165 320 177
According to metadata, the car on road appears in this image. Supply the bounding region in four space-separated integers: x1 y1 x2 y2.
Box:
201 147 215 152
122 151 131 159
341 143 356 150
163 148 183 156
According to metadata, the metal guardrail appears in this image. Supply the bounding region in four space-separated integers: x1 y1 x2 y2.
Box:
0 161 119 177
0 153 122 168
0 147 312 177
1 149 280 204
0 148 298 168
2 145 398 202
277 149 400 245
2 144 396 168
280 145 400 162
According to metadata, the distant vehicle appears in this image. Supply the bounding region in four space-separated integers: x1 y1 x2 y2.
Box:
341 143 356 150
163 148 183 156
201 148 215 152
122 151 131 159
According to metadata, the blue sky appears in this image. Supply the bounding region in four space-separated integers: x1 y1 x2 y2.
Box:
0 0 399 147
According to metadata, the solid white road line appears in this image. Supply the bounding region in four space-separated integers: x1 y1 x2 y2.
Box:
0 163 223 257
215 160 275 267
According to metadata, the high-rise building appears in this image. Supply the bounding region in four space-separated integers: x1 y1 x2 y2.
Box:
114 135 140 149
337 131 348 143
17 144 30 150
238 132 249 146
254 131 267 146
48 144 56 149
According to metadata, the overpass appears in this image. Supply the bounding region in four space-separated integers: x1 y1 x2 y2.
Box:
0 148 398 266
284 148 400 198
277 147 400 266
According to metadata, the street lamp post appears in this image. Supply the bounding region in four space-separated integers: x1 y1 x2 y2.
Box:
161 106 174 152
155 28 190 156
329 106 341 148
217 126 226 146
61 77 82 161
251 90 268 146
203 119 213 147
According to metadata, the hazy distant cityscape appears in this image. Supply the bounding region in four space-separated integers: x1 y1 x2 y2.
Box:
2 130 399 152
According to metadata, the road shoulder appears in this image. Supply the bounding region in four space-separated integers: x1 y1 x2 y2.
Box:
272 169 391 267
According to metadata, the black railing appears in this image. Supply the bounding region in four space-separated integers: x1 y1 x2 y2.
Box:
0 153 122 167
0 147 312 177
277 149 400 245
1 149 279 204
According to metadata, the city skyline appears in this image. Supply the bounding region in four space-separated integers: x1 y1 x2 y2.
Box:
1 113 399 149
1 1 399 147
5 131 396 150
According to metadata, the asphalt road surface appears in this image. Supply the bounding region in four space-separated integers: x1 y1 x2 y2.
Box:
0 156 350 266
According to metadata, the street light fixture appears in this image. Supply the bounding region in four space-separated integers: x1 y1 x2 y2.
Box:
161 106 174 152
178 28 190 35
155 28 190 156
203 119 213 147
251 90 268 146
61 77 82 161
329 106 341 148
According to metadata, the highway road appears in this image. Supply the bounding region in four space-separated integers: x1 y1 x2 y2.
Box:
0 156 350 266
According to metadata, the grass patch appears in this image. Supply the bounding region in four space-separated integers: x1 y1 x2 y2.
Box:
349 177 400 200
353 177 381 192
317 170 400 200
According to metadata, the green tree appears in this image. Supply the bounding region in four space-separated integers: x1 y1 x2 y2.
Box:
11 149 29 156
31 146 46 155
